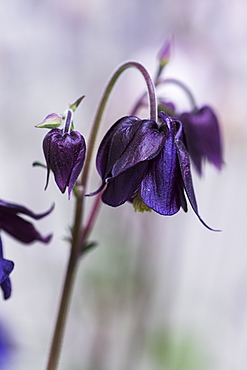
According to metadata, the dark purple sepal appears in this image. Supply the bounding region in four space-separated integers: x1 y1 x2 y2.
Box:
102 162 148 206
43 129 86 198
0 238 14 300
0 201 54 243
1 278 12 300
141 119 181 215
96 116 141 180
175 136 220 231
0 200 54 220
112 120 167 177
180 106 223 174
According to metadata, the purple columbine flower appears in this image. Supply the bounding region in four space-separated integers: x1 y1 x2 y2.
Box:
0 236 14 300
43 109 86 198
92 112 217 230
0 199 54 244
179 105 223 175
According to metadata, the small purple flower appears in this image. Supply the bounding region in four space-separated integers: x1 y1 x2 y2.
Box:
43 109 86 198
0 199 54 244
92 112 217 230
0 236 14 300
179 105 223 174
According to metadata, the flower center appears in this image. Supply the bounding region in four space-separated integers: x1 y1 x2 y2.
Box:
132 191 152 213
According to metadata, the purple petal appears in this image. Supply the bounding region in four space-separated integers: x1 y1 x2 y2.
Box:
175 136 220 231
0 238 14 300
1 278 12 300
96 116 141 179
0 259 14 285
43 128 61 190
0 211 53 243
112 120 167 177
67 131 86 198
180 106 223 174
0 202 54 244
102 162 148 207
0 200 54 220
141 120 182 215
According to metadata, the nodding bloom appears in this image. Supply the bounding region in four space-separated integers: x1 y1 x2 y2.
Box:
179 105 223 175
43 109 86 198
0 236 14 300
92 112 218 230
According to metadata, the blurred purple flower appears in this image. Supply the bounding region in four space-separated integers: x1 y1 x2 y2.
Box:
0 200 54 244
0 321 12 367
43 110 86 198
0 236 14 300
179 106 223 174
92 112 216 230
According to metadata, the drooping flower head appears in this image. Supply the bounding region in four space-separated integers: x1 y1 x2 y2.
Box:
92 112 218 230
42 109 86 198
179 105 223 174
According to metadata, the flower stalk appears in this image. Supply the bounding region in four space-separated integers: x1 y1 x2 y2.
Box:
46 61 157 370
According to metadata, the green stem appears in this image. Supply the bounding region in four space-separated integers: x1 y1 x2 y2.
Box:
45 61 157 370
46 190 101 370
46 249 78 370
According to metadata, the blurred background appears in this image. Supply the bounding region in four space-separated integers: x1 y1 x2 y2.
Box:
0 0 247 369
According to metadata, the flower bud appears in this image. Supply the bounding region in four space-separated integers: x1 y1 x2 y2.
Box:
43 128 86 198
158 38 172 67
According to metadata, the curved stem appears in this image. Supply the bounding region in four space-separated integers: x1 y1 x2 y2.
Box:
45 61 156 370
80 61 157 190
130 77 198 117
157 77 197 110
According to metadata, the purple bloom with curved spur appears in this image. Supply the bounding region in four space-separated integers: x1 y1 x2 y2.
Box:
93 112 218 230
43 109 86 198
0 199 54 244
179 105 223 174
0 236 14 300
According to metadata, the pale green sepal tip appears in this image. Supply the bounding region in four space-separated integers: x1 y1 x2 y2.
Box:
69 95 85 112
35 113 62 129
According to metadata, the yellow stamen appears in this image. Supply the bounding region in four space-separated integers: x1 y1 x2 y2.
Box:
132 192 152 213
